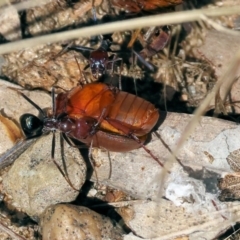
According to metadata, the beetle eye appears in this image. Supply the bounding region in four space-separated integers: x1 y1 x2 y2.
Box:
20 114 43 138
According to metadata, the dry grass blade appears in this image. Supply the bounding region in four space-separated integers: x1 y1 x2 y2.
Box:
0 0 51 11
166 47 240 172
0 139 37 169
0 6 240 54
201 15 240 36
0 221 26 240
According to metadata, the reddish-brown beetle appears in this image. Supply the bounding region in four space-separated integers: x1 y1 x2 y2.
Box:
55 82 159 152
20 82 163 168
111 0 182 13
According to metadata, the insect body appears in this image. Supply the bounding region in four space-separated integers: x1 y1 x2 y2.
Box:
54 82 159 152
65 38 117 79
20 82 162 165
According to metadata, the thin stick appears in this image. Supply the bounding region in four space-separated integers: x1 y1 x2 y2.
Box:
91 199 150 208
0 221 26 240
0 138 37 169
201 15 240 36
0 0 51 11
1 6 240 54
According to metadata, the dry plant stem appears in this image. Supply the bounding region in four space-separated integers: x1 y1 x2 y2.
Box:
0 0 51 11
228 228 240 239
0 139 37 169
0 221 26 240
1 6 240 54
201 15 240 36
166 48 240 171
91 199 149 208
153 216 237 240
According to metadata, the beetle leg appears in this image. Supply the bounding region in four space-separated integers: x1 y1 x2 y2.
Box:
65 45 94 52
105 118 168 171
62 134 99 184
62 133 87 149
51 132 80 191
129 133 168 171
55 42 95 61
107 55 123 90
93 108 107 130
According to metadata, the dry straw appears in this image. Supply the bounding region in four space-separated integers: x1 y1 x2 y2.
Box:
0 5 240 54
0 0 51 10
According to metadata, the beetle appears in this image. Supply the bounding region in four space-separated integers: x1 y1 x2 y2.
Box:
111 0 182 13
20 82 163 169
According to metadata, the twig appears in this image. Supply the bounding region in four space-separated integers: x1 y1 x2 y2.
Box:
201 15 240 36
0 221 26 240
0 6 240 54
0 0 51 11
91 199 150 208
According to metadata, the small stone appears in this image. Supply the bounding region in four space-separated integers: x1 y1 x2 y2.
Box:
2 134 86 219
40 204 124 240
0 5 21 41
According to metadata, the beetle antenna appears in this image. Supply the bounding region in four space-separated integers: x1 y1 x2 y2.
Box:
74 55 87 86
20 92 46 118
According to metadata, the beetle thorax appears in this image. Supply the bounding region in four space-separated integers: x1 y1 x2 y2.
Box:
90 50 108 78
43 117 76 133
43 116 98 140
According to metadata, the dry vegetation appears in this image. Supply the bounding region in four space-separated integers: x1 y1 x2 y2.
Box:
0 0 240 239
